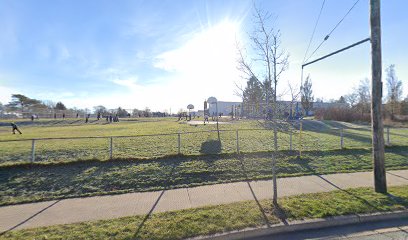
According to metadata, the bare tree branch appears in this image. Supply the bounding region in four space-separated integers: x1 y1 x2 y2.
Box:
235 3 290 120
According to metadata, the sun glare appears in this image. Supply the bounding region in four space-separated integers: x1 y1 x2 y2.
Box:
155 20 240 72
150 19 242 108
197 20 239 66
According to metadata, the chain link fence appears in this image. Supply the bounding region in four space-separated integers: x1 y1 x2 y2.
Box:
0 124 407 165
2 121 408 238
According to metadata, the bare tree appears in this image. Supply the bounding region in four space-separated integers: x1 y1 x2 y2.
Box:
288 82 301 104
236 41 257 81
356 78 371 116
287 82 301 118
42 100 56 110
386 64 403 116
236 4 289 114
345 93 358 108
93 105 109 116
235 4 289 206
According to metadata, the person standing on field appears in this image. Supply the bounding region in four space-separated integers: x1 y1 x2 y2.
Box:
204 114 209 125
11 122 22 134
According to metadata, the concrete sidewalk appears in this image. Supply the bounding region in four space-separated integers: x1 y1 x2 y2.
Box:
1 170 408 232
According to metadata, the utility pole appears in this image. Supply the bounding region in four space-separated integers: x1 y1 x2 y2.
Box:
370 0 387 193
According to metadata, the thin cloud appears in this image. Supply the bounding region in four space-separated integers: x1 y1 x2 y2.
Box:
112 78 140 90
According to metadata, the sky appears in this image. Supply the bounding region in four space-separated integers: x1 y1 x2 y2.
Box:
0 0 407 112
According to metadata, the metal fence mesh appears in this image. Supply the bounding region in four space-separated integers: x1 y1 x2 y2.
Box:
0 126 407 165
0 140 31 164
180 131 217 155
34 138 110 163
2 122 408 238
114 134 178 159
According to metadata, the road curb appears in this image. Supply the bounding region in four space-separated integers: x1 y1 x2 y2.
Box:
196 210 408 240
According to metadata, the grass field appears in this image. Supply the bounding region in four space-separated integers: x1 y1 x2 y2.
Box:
2 185 408 240
1 117 408 165
1 117 408 206
0 118 269 164
1 146 408 206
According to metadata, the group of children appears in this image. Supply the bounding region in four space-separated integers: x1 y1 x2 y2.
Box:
9 113 123 134
78 113 121 124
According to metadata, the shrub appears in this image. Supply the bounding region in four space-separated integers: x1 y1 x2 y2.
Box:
315 107 370 122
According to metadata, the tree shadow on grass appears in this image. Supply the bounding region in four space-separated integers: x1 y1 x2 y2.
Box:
385 145 408 158
199 139 222 154
50 120 65 125
69 120 82 124
132 161 178 239
0 155 227 206
262 119 373 148
2 148 408 207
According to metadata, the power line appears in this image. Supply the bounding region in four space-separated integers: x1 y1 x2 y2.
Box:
327 0 362 38
302 0 326 64
302 37 370 68
304 0 362 63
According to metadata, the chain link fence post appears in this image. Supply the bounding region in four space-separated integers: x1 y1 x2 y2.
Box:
340 128 344 149
31 139 36 163
236 130 240 154
298 120 303 158
110 137 113 160
289 131 292 151
178 131 181 155
386 127 390 146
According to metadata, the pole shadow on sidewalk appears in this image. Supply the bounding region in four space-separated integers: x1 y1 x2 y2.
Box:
0 200 62 236
132 190 166 239
132 161 178 239
238 154 288 227
300 158 401 212
388 171 408 181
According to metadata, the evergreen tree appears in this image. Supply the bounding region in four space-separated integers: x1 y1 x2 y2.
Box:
301 75 314 116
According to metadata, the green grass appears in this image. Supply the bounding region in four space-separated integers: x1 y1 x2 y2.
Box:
1 146 408 206
1 118 408 206
1 118 408 165
0 118 280 164
2 185 408 240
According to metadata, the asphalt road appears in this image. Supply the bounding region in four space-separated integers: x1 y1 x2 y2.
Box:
250 218 408 239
